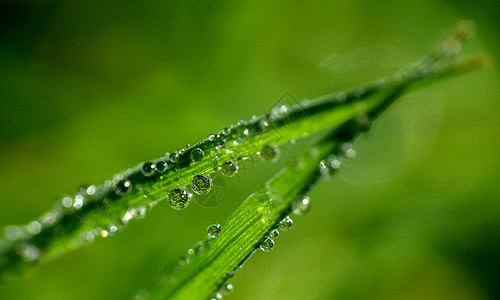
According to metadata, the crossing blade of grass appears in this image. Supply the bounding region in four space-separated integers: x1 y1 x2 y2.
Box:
145 52 489 300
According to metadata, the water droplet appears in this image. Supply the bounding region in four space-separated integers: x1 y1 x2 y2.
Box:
18 244 41 262
167 188 192 210
170 151 179 163
207 224 222 239
73 195 85 209
26 221 41 235
116 180 132 195
5 226 23 241
61 196 73 208
279 216 293 231
220 161 239 177
100 230 108 238
336 92 347 102
319 155 341 177
191 174 213 195
208 134 216 141
190 148 205 162
221 283 234 295
155 160 169 173
243 128 249 136
86 185 96 196
141 162 156 177
260 144 280 162
109 225 118 233
268 229 279 240
292 196 311 216
260 238 275 252
270 104 289 121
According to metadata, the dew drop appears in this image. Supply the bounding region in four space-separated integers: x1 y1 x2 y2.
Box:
141 162 156 177
279 216 293 231
190 148 205 162
319 155 341 177
170 151 179 163
207 224 222 239
243 128 249 136
18 244 41 262
260 144 280 162
61 196 73 208
26 221 41 235
208 134 216 141
268 229 279 240
292 196 311 216
220 161 239 177
86 185 96 196
73 195 85 209
116 180 132 195
155 160 169 173
5 226 23 241
191 174 213 195
221 283 234 295
336 91 347 102
260 237 275 252
167 188 192 210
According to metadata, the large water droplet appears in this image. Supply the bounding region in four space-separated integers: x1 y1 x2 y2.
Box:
279 216 293 231
207 224 222 239
220 161 239 177
260 238 275 252
191 174 213 195
167 188 192 210
190 148 205 162
292 196 311 216
155 160 169 173
116 180 132 195
260 144 280 162
141 162 156 177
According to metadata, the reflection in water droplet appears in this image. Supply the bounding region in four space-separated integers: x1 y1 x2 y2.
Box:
260 238 275 252
279 216 293 231
73 195 85 209
61 196 73 208
292 197 311 216
191 174 213 195
260 144 280 162
220 161 239 177
319 155 341 178
167 188 192 210
207 224 222 239
190 148 205 162
141 162 156 177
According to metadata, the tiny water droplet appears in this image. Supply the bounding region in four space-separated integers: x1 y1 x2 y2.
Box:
86 185 96 196
268 229 279 240
141 162 156 177
170 151 179 163
279 216 293 231
260 144 280 162
167 188 192 210
208 134 216 141
116 180 132 195
191 174 213 195
100 229 108 238
207 224 222 239
61 196 73 208
319 155 341 177
243 128 249 136
260 238 275 252
18 244 41 262
220 161 239 177
155 160 169 173
73 195 85 209
26 221 41 235
190 148 205 162
221 283 234 295
336 92 347 102
292 196 311 216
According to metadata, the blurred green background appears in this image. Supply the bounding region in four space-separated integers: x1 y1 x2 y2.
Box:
0 0 499 299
